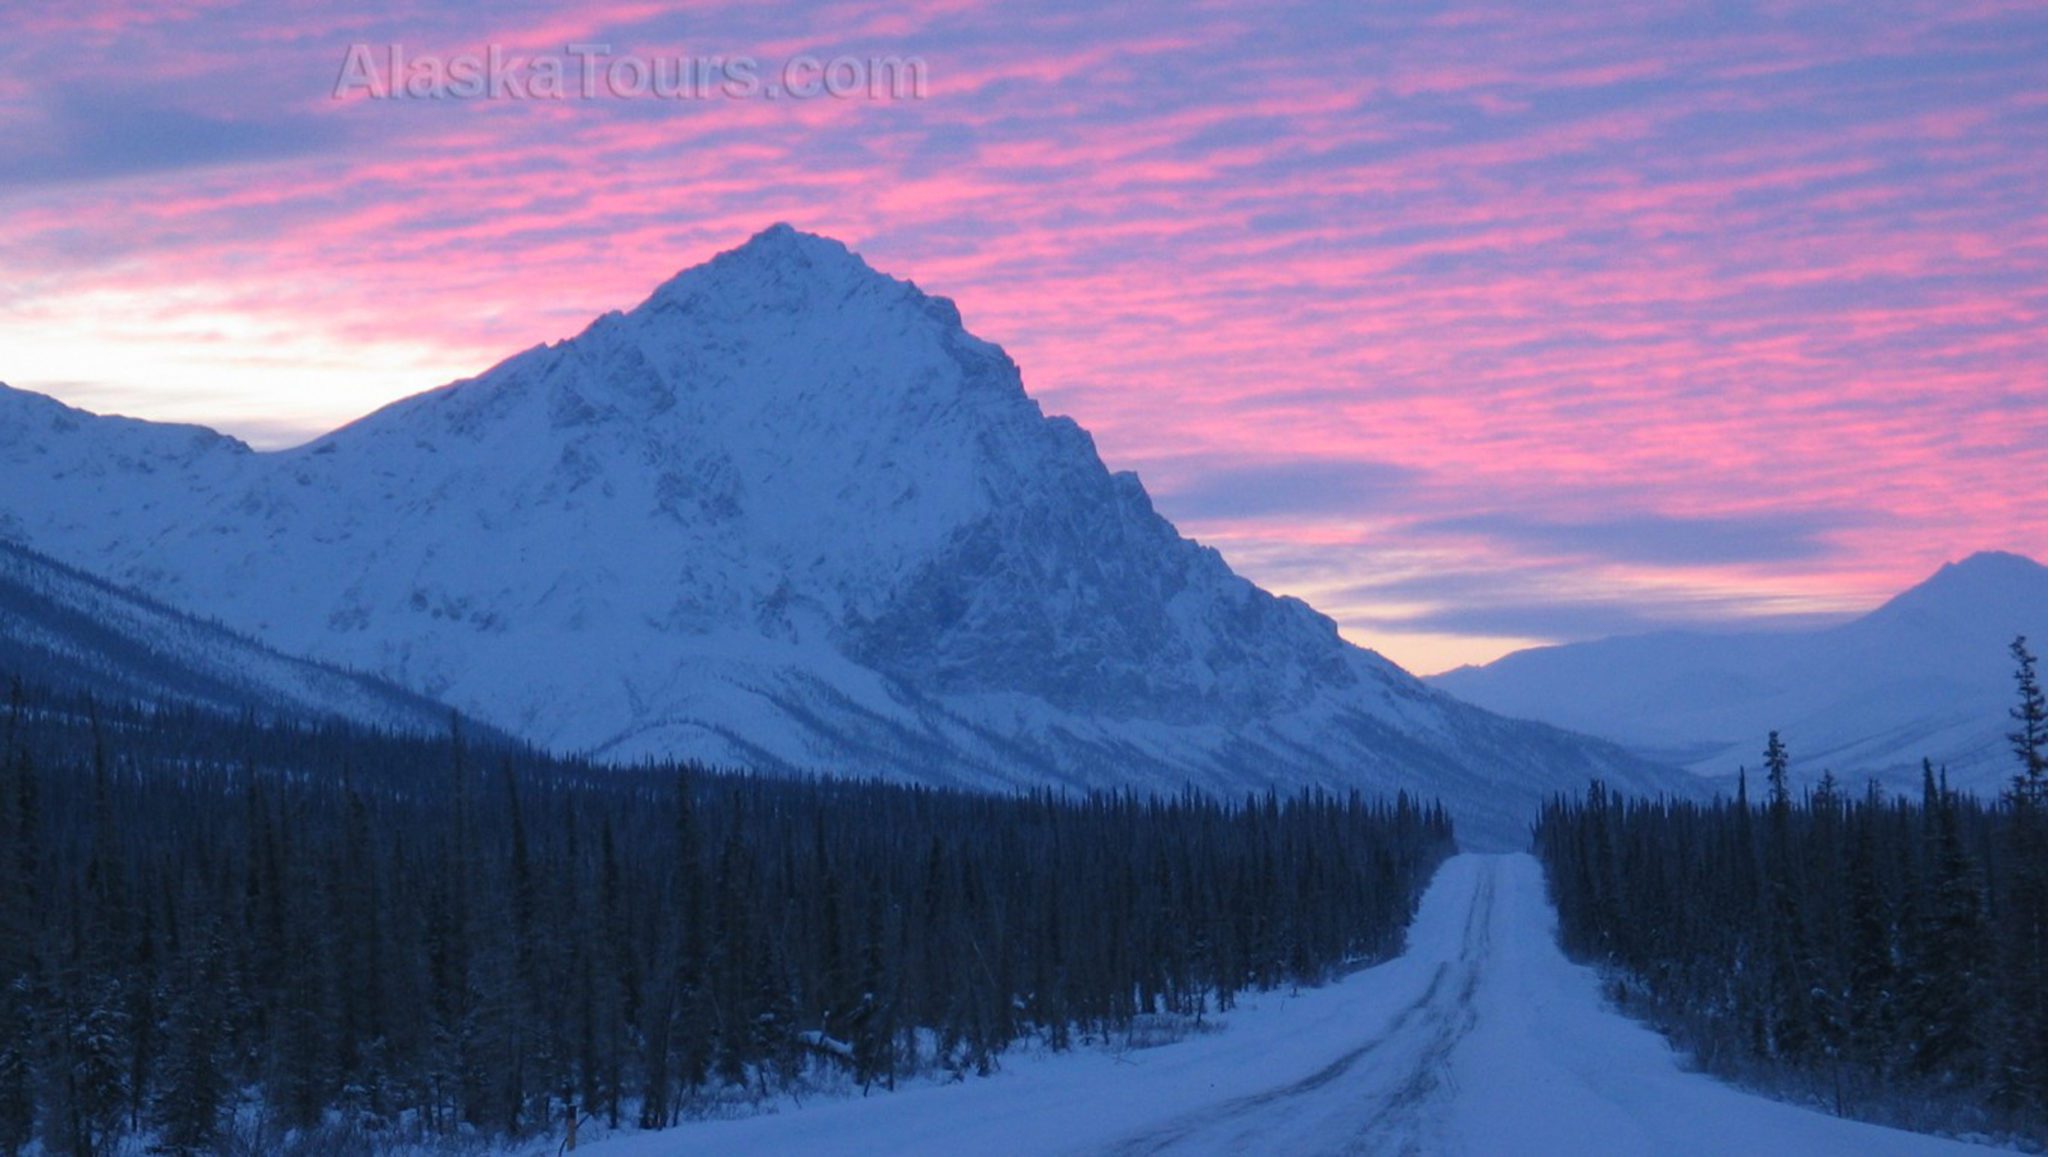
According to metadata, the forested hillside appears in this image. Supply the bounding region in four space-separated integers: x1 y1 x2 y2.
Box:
1535 645 2048 1144
0 677 1452 1155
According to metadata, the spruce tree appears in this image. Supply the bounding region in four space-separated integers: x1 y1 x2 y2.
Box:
153 935 229 1156
1904 765 1985 1083
2011 636 2048 806
1764 732 1792 810
0 976 32 1157
1761 732 1812 1060
0 711 35 1157
1998 636 2048 1113
1844 782 1895 1074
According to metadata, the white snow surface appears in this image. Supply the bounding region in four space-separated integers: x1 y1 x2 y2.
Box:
0 538 457 733
1430 552 2048 798
567 853 1994 1156
0 225 1692 848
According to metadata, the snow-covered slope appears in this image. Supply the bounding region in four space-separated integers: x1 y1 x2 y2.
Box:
0 538 461 734
0 225 1694 848
1430 552 2048 796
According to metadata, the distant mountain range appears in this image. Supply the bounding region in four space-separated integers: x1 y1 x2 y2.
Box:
1430 551 2048 797
0 225 1693 848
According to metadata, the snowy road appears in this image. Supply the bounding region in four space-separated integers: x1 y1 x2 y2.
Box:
581 855 1997 1156
1101 861 1499 1156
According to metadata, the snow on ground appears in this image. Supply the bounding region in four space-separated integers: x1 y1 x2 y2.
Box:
570 854 1999 1156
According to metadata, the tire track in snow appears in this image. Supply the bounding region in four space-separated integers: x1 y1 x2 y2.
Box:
1341 857 1494 1155
1100 860 1499 1156
1101 966 1453 1156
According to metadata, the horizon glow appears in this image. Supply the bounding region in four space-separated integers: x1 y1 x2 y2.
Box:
2 1 2043 674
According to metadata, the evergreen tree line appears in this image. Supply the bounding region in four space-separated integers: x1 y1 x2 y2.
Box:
1533 637 2048 1144
0 676 1454 1154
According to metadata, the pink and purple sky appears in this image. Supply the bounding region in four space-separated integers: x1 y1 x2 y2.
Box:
3 0 2044 673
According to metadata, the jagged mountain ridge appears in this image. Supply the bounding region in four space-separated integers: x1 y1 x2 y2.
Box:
0 225 1696 847
1429 551 2048 796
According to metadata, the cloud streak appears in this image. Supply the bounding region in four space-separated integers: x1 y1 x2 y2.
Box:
1149 459 1418 522
1412 511 1858 567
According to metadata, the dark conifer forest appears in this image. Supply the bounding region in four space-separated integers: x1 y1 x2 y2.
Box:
0 676 1453 1155
1535 642 2048 1144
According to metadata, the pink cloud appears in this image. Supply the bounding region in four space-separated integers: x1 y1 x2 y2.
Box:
4 0 2045 669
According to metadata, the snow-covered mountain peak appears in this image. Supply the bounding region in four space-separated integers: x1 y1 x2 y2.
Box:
693 221 865 284
0 229 1696 847
1853 551 2048 648
1877 550 2048 615
323 224 1001 455
639 223 965 339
